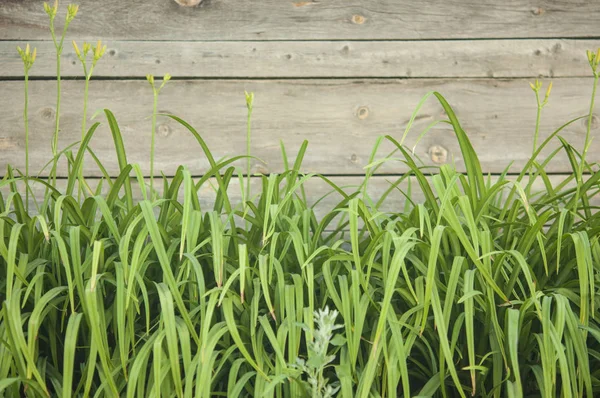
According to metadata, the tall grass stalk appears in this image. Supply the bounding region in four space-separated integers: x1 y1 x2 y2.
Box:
530 79 552 155
570 49 600 225
17 44 36 212
73 40 106 144
584 49 600 164
72 40 106 200
44 1 78 183
245 91 254 197
147 73 171 198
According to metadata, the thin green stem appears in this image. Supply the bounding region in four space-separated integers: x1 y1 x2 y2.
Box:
533 97 542 155
150 90 158 198
528 93 543 197
246 107 252 205
582 73 599 167
49 21 68 187
24 68 30 212
82 75 89 143
77 73 90 203
43 16 72 214
52 53 61 173
41 19 62 216
570 72 598 227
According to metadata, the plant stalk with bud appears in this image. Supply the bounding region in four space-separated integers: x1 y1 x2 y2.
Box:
529 79 552 155
72 39 106 199
43 0 78 198
17 44 37 212
245 91 254 212
146 73 171 197
583 49 600 169
571 48 600 223
73 40 106 143
527 79 552 196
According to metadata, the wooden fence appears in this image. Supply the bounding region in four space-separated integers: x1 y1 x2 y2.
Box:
2 0 600 203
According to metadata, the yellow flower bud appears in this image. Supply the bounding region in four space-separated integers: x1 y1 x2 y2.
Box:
31 47 37 63
66 4 79 22
43 1 57 18
94 40 102 58
25 43 30 56
245 90 255 110
83 42 91 56
158 73 171 90
146 74 155 85
545 81 552 100
72 40 81 57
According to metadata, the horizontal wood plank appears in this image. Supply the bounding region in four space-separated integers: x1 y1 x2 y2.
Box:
0 78 598 177
1 39 599 78
2 0 599 41
6 174 598 223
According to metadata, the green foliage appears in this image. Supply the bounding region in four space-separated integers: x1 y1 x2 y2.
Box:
3 4 600 398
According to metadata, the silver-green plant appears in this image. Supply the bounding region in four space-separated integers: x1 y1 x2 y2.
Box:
146 73 171 198
293 307 343 398
16 43 36 212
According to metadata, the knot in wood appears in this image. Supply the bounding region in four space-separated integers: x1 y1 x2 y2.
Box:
590 114 599 130
174 0 203 6
158 123 171 137
357 106 369 120
352 15 365 24
531 7 544 15
40 107 55 121
428 144 448 164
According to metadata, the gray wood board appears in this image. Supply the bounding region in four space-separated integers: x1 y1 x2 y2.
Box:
7 174 596 223
1 39 599 78
1 78 598 177
2 0 600 40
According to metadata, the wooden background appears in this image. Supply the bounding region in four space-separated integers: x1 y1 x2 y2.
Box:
2 0 600 207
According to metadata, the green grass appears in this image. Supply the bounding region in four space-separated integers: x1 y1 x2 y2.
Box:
2 3 600 397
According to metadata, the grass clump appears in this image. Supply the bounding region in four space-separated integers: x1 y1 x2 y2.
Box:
2 3 600 397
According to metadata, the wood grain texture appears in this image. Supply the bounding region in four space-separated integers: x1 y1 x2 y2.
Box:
8 174 597 223
1 78 598 177
2 0 599 41
2 39 599 78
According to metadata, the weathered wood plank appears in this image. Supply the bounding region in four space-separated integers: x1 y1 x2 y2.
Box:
2 0 599 41
1 39 598 78
7 174 598 223
1 78 598 177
